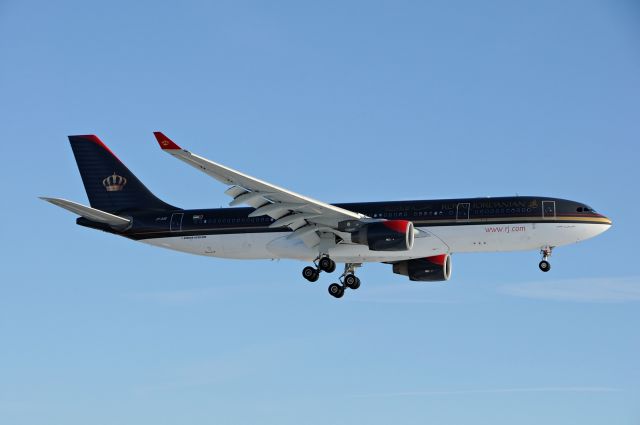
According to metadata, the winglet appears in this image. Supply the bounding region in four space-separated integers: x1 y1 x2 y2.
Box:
153 131 182 150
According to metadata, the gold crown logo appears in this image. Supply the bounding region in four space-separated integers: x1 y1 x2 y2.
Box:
102 173 127 192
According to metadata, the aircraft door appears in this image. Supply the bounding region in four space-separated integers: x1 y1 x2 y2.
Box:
170 212 184 231
456 203 470 221
542 201 556 219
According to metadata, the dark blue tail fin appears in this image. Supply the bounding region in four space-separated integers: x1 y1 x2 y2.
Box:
69 135 176 213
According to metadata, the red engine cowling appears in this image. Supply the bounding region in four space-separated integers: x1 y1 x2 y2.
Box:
351 220 414 251
392 254 452 282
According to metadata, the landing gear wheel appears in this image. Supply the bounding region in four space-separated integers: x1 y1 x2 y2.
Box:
351 277 361 290
302 266 319 282
319 257 336 273
344 274 360 290
326 261 336 273
538 246 553 273
539 260 551 272
328 283 344 298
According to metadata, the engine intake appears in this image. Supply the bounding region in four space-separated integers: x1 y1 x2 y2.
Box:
351 220 414 251
392 254 452 282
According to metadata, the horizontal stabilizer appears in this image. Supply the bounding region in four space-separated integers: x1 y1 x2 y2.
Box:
40 197 131 230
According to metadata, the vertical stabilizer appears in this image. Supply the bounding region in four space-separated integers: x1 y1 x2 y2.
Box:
69 135 176 213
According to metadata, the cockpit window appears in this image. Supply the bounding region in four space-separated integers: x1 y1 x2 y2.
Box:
577 206 596 213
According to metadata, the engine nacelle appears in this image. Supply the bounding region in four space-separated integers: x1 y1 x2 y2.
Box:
350 220 414 251
392 254 452 282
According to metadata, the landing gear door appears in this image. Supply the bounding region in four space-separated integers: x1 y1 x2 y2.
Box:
456 203 470 221
170 212 183 231
542 201 556 219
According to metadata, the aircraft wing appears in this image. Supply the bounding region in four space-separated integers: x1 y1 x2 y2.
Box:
153 132 367 248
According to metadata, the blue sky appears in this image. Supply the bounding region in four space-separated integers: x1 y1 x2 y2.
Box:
1 1 639 424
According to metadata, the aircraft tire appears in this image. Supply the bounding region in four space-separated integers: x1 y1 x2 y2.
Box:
328 283 344 298
302 266 319 282
539 260 551 272
319 257 335 273
344 274 359 289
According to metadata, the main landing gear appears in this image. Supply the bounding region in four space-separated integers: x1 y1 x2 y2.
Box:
328 263 362 299
301 257 361 299
301 255 336 283
539 246 553 272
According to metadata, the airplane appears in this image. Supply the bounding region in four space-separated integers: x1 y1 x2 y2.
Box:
41 133 612 298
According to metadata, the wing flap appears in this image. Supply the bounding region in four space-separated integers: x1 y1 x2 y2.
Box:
269 212 320 229
229 191 274 207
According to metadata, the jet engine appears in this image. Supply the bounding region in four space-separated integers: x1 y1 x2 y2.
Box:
392 254 452 282
349 220 415 251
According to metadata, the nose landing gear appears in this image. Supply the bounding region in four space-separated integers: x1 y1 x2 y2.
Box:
539 246 553 272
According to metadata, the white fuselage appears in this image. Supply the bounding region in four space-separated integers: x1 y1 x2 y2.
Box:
141 221 610 263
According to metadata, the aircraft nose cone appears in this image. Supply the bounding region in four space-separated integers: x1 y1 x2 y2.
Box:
578 213 612 241
595 214 612 237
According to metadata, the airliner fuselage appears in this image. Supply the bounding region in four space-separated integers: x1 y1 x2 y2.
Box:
78 197 610 263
